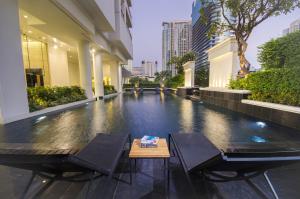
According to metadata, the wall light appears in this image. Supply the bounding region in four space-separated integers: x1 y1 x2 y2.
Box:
256 121 267 128
35 116 47 124
53 38 57 43
54 45 58 49
28 30 32 34
24 15 28 19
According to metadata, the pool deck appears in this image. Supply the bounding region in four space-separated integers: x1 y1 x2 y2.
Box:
1 150 300 199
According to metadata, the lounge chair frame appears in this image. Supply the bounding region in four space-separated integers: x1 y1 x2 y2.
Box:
0 133 132 199
169 133 300 199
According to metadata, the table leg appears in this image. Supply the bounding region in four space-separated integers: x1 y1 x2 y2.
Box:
164 158 170 197
129 158 132 185
134 159 137 172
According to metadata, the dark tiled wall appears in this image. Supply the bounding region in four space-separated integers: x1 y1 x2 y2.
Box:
199 90 300 131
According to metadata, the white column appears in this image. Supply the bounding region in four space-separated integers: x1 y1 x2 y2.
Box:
0 0 29 124
78 40 93 99
118 63 122 92
93 52 104 97
110 61 122 92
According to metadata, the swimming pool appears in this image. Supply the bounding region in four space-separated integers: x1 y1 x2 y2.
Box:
0 93 300 153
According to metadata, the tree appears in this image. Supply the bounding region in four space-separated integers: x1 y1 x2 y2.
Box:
168 52 196 75
258 31 300 69
200 0 300 76
154 71 171 83
195 67 209 87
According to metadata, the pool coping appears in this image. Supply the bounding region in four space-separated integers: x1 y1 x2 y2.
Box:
4 98 97 124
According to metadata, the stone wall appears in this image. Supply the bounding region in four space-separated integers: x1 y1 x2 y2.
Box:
199 89 300 131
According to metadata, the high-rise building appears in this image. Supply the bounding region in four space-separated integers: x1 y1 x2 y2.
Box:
124 60 133 73
191 0 233 77
283 18 300 36
142 61 157 77
162 21 192 75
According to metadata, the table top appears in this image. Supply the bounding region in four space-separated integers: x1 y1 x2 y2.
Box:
129 139 170 158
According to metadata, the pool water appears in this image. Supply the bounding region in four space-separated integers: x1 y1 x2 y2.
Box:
1 93 300 152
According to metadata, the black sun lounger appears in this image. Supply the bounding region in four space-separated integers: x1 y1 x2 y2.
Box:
169 133 300 199
0 133 130 199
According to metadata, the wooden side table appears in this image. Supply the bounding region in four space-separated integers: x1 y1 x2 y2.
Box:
129 138 170 189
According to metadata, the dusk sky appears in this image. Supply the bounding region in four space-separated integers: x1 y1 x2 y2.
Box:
131 0 300 70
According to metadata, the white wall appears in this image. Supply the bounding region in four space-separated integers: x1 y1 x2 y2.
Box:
0 0 29 124
68 53 80 86
208 37 240 88
184 61 195 88
48 44 70 86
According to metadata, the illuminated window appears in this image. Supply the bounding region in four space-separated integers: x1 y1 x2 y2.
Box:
21 34 50 87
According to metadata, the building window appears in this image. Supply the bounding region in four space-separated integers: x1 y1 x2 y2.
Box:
21 34 50 87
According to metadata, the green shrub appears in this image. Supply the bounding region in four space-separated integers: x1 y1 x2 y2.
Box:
258 31 300 69
27 86 87 112
165 74 184 88
195 67 209 87
229 68 300 106
123 84 134 89
104 85 117 95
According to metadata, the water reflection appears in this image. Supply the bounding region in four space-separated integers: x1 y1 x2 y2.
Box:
202 108 231 149
179 99 194 133
0 93 300 152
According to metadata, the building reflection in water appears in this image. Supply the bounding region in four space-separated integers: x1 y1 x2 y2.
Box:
179 99 194 133
160 92 165 103
202 108 230 149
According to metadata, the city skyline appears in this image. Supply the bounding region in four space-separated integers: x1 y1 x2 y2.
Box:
132 0 300 70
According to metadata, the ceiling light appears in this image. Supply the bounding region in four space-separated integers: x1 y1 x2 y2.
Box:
24 15 28 19
54 45 58 49
53 38 57 43
28 30 32 34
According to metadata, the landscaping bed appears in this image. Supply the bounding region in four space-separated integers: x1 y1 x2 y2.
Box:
229 68 300 107
27 86 87 112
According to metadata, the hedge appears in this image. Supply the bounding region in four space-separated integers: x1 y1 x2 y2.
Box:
165 74 184 88
27 86 87 112
229 68 300 106
104 85 117 95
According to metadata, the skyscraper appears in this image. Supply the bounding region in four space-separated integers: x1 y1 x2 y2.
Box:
162 21 192 75
142 60 158 77
191 0 233 85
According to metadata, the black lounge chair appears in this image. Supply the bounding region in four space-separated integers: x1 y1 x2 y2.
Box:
169 133 300 199
0 133 131 199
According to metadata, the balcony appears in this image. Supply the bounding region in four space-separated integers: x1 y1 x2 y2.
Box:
109 12 133 60
72 0 116 32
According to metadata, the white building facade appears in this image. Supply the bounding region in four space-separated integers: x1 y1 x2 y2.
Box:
142 61 157 77
162 21 192 75
0 0 133 124
283 18 300 36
